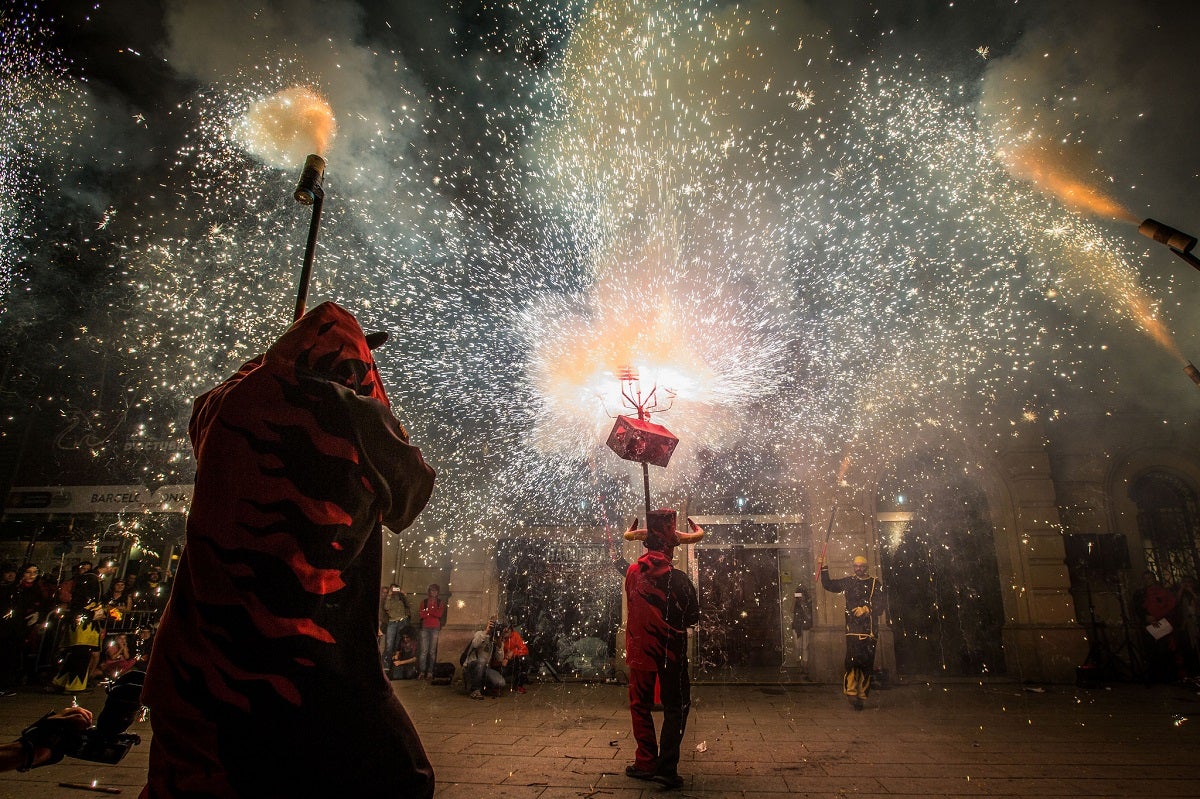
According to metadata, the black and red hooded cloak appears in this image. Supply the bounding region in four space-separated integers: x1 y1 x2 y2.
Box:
141 302 436 798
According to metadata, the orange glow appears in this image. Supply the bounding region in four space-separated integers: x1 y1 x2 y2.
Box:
239 86 337 168
1000 140 1136 223
1126 292 1184 362
836 452 852 486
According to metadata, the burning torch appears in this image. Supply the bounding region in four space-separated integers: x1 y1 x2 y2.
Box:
1138 218 1200 389
1139 218 1200 273
605 370 678 522
292 154 326 321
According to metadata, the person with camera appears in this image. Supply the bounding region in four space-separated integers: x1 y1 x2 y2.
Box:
462 617 507 700
379 584 412 668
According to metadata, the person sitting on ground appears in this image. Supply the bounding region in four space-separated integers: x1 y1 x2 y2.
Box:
462 618 506 700
500 622 530 694
390 627 419 681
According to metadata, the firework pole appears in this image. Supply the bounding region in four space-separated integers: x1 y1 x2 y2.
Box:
606 369 679 524
815 505 837 582
638 406 652 522
292 154 326 321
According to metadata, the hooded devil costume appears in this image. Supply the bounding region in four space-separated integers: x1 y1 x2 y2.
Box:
623 510 702 788
140 302 436 798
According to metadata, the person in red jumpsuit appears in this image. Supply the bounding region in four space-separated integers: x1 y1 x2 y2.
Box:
622 509 703 790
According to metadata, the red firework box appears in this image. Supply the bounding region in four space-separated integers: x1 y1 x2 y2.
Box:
605 415 679 468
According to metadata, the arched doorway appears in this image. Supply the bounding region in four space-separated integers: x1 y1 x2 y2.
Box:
1130 470 1200 584
876 458 1006 677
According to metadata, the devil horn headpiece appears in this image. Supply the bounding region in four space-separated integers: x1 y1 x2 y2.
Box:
624 509 705 545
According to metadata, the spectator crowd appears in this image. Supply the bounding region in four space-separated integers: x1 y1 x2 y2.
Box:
0 557 170 695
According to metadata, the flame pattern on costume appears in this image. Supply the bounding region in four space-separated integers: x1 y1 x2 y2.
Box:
140 303 436 798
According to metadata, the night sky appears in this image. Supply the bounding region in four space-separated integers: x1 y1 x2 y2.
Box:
3 0 1200 553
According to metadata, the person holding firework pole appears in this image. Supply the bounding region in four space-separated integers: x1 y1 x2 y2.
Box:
622 509 702 790
139 303 436 798
819 553 886 710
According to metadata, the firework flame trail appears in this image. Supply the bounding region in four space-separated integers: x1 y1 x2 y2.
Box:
996 137 1138 224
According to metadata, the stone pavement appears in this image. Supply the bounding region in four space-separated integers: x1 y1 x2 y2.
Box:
0 676 1198 798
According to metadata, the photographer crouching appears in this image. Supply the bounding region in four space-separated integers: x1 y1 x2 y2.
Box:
461 617 506 700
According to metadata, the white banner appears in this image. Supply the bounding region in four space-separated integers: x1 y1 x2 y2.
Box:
5 485 193 514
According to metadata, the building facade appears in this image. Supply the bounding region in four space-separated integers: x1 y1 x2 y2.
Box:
401 406 1200 685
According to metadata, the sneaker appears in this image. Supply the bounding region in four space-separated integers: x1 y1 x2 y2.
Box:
469 690 484 700
652 773 684 789
625 765 656 780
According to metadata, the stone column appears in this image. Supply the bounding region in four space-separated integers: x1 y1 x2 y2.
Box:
437 546 498 668
996 432 1088 682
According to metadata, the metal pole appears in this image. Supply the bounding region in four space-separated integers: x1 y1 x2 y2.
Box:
638 401 652 521
1171 248 1200 273
642 461 652 523
293 193 323 322
815 506 837 582
292 154 326 321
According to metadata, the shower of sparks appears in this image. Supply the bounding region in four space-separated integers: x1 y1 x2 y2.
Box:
0 3 92 306
1 0 1189 569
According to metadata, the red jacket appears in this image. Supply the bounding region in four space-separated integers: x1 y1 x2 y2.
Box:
624 549 698 670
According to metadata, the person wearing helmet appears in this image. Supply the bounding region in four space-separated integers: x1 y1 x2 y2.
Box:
818 554 886 709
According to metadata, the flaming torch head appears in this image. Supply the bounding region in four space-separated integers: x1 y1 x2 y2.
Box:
1139 218 1197 254
293 154 326 205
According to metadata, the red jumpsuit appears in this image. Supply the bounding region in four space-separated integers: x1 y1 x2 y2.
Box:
625 547 698 779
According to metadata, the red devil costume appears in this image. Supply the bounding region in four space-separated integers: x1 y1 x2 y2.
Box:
623 510 702 789
140 302 436 798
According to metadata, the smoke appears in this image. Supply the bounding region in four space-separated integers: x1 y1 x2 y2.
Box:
236 86 337 167
980 1 1200 215
162 0 427 199
978 0 1200 398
